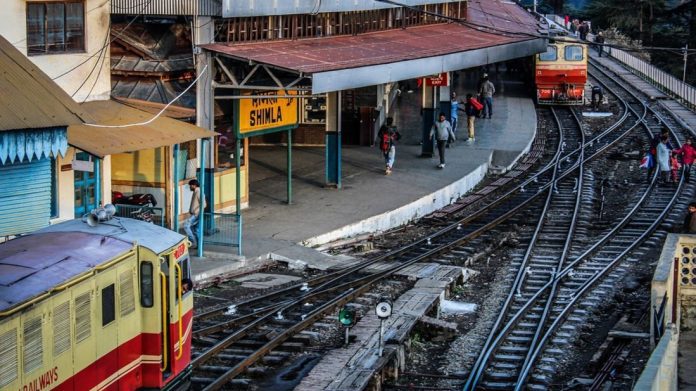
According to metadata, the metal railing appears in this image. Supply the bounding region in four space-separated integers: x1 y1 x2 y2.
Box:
607 46 696 110
114 204 165 227
199 212 242 253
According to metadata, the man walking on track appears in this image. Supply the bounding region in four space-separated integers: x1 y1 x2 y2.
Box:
430 113 456 169
479 75 496 119
376 117 400 175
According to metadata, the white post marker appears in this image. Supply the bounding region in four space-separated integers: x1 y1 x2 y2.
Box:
375 299 393 357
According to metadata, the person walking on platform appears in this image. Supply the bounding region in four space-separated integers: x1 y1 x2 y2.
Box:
595 31 605 57
674 136 696 182
464 94 482 143
184 179 206 249
479 76 496 119
377 117 400 175
449 91 460 146
430 113 456 169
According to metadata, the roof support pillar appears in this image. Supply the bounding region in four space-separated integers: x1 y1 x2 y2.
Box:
325 91 341 188
421 81 437 157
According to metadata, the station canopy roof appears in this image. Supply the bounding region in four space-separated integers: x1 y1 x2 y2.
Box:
202 0 545 94
68 99 217 157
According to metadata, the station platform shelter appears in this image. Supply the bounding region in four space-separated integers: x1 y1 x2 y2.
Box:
191 66 537 281
189 0 546 268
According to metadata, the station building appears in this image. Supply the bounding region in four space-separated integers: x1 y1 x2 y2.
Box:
0 0 215 238
109 0 545 253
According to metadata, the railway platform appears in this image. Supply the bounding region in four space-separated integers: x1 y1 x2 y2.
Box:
191 70 537 283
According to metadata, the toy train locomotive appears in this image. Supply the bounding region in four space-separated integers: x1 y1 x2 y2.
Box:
0 213 193 390
535 39 588 105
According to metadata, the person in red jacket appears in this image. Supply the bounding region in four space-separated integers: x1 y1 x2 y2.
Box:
674 137 696 182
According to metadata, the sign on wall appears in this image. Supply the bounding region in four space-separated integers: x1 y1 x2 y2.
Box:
237 90 298 136
425 73 449 87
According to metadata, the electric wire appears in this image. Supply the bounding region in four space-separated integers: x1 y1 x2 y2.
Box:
83 64 208 128
52 0 154 80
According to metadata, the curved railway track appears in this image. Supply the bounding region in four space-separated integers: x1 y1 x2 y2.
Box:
188 56 695 391
464 57 691 390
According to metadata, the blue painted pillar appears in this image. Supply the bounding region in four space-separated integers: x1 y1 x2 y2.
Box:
173 143 180 233
197 139 207 258
325 91 342 188
95 158 101 207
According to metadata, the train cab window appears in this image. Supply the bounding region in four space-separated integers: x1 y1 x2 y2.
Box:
539 45 557 61
140 261 154 308
564 45 584 61
101 284 115 326
176 256 192 300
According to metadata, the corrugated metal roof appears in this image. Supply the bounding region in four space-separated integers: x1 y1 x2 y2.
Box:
0 35 91 131
202 1 540 75
0 218 186 313
111 0 221 16
68 99 217 157
0 232 133 313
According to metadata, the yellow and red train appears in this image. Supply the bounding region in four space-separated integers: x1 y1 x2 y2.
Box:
535 39 588 105
0 217 193 391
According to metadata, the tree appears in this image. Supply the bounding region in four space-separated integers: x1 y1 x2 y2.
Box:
584 0 665 43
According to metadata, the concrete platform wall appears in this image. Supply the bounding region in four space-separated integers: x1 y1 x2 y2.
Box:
303 159 490 247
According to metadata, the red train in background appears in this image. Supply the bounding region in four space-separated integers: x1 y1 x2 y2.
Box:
535 39 588 105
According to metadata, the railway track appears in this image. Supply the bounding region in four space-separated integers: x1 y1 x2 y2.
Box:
188 55 696 390
188 83 651 389
463 57 692 390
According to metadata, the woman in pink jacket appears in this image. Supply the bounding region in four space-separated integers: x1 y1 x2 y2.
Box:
674 137 696 183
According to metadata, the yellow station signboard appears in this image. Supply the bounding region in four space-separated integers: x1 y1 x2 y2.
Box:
238 90 298 135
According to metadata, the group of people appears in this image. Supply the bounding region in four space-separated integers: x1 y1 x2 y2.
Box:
378 75 496 173
566 17 590 41
565 16 605 56
644 128 696 186
430 74 496 169
377 73 495 175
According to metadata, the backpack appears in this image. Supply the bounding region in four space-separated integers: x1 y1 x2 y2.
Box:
380 129 391 152
470 98 483 111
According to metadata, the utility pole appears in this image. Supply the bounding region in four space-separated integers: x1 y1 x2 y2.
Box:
683 44 689 84
533 0 537 13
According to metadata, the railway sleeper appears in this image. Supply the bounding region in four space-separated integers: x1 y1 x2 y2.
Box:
480 380 518 389
486 371 518 381
493 353 525 363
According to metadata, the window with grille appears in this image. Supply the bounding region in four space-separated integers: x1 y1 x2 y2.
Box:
119 270 135 317
53 301 71 357
74 292 91 342
26 1 85 55
0 328 18 387
102 284 115 326
23 317 43 374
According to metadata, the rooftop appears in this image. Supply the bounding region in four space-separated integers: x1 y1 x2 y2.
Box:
0 35 91 131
